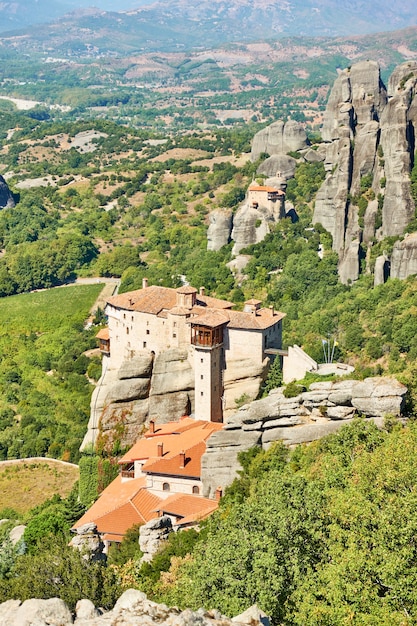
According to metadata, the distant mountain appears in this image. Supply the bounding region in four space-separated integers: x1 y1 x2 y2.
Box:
1 0 417 47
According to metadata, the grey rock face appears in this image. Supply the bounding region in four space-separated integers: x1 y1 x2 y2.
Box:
374 254 390 285
207 209 233 251
231 204 270 256
251 120 308 161
313 60 417 284
257 154 297 179
139 516 173 562
202 376 407 495
391 234 417 280
0 175 15 210
118 353 154 380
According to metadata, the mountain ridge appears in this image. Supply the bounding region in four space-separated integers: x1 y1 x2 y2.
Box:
1 0 417 48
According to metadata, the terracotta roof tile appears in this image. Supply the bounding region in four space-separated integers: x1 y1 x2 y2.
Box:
176 286 197 294
155 493 218 524
96 328 109 340
143 442 206 478
72 475 147 529
119 419 222 465
249 184 285 195
188 310 229 328
107 286 177 315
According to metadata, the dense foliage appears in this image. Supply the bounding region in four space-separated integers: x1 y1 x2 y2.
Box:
123 420 417 625
0 285 102 461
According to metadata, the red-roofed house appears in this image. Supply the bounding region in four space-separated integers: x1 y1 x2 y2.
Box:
73 417 223 549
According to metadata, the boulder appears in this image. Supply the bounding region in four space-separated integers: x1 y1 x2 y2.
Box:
12 598 73 626
139 516 173 562
9 525 25 546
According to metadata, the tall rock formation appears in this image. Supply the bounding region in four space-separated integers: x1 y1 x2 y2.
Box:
313 60 417 283
251 120 309 161
0 175 15 209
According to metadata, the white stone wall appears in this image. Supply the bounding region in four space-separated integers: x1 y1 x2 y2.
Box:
194 345 223 422
225 327 264 362
146 474 201 498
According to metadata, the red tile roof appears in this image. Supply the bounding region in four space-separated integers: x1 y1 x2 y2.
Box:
96 328 109 340
143 442 206 478
154 493 218 525
73 475 157 527
249 184 285 195
119 418 222 466
106 284 284 331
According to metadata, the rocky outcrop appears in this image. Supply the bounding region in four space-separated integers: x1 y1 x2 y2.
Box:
390 233 417 279
251 120 308 161
207 209 233 251
0 175 15 209
256 154 297 178
313 60 417 284
70 523 106 562
231 204 270 256
82 348 195 450
0 589 268 626
139 516 173 563
202 377 407 497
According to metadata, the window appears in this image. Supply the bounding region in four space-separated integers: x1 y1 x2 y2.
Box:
200 374 204 380
192 485 200 495
126 327 129 335
131 316 134 322
173 321 177 328
163 482 170 492
200 391 204 396
123 314 126 319
143 341 147 348
173 333 176 338
146 329 150 335
200 358 204 363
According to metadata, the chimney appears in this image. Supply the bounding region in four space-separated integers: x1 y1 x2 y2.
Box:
269 304 274 316
199 286 205 296
215 486 223 501
142 277 148 289
157 442 163 457
149 419 155 434
180 450 185 469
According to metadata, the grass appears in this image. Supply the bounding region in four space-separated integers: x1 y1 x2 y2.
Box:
0 283 103 334
0 459 79 515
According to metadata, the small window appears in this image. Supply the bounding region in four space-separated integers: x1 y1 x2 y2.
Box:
173 321 177 328
173 333 176 338
126 327 129 335
200 358 204 363
163 482 170 492
200 391 204 396
131 316 134 322
146 329 150 335
143 341 147 348
123 314 126 319
192 485 200 495
200 374 204 380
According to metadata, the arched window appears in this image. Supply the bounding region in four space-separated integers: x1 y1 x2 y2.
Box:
192 485 200 495
163 482 170 492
